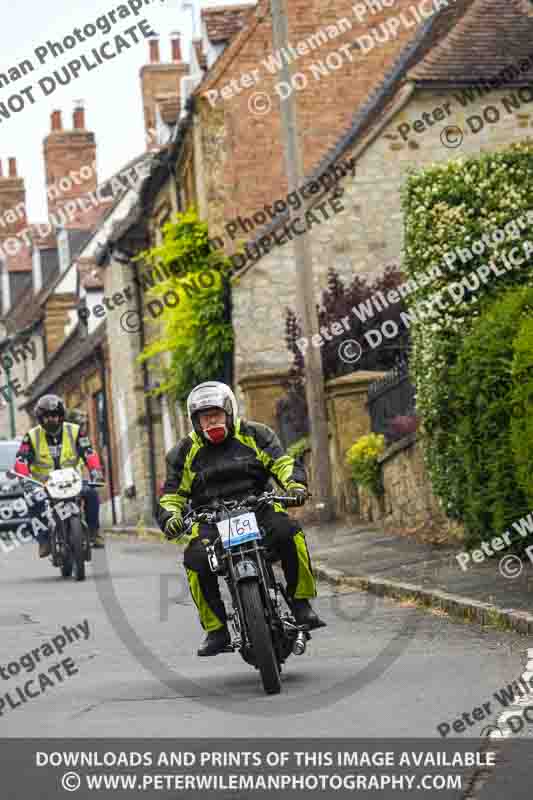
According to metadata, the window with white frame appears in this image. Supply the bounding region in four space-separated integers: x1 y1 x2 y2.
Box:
57 229 70 272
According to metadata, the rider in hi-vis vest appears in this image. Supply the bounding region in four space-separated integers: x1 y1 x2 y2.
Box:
14 394 104 558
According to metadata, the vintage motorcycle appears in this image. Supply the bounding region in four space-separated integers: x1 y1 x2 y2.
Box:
8 467 103 582
179 490 314 695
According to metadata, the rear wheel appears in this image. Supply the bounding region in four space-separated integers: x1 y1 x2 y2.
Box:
239 580 281 695
69 517 86 582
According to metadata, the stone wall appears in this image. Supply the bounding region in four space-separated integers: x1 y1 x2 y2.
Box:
232 183 358 383
238 370 290 429
350 86 533 274
358 433 464 542
326 371 386 515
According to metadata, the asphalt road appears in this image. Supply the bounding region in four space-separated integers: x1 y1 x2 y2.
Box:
0 535 528 738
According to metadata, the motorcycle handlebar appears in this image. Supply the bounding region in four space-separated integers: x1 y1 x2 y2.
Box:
7 470 104 490
7 470 43 488
183 491 309 531
268 494 305 507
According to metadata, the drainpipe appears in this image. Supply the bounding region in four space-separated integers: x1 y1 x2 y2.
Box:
222 274 234 388
132 260 159 522
5 360 15 438
96 344 117 525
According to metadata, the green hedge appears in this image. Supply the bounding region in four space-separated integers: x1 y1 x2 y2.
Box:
448 285 533 546
401 143 533 521
511 316 533 508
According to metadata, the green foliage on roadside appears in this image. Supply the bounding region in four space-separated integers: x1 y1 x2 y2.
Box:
401 143 533 520
444 285 533 547
345 433 385 497
510 316 533 508
136 208 234 406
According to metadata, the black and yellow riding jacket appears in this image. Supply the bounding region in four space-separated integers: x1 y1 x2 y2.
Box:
156 418 307 531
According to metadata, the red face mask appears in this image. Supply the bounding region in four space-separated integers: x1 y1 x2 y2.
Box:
204 425 227 444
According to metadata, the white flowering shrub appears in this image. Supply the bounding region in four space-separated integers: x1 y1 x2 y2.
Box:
401 143 533 525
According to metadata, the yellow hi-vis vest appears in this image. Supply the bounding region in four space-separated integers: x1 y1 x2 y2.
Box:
28 423 80 482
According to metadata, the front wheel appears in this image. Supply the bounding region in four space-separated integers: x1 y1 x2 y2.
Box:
239 580 281 695
68 517 86 582
55 525 72 578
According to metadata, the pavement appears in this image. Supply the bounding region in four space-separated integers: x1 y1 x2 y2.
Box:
105 515 533 636
304 518 533 636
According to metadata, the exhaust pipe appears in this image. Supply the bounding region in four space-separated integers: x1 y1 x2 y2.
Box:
292 631 307 655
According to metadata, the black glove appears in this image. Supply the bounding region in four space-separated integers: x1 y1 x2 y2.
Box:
164 516 185 540
90 469 104 482
287 485 308 506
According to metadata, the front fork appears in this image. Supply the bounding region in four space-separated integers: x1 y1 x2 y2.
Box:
204 541 268 650
205 540 309 659
50 500 87 564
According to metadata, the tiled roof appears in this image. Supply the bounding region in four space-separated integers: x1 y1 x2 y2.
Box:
63 199 114 231
194 0 265 98
410 0 533 84
310 0 474 159
202 4 256 44
4 284 46 329
24 321 107 406
68 229 93 262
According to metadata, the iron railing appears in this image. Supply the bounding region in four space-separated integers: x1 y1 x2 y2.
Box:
367 355 417 443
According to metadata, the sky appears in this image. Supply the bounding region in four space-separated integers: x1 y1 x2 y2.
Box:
0 0 233 222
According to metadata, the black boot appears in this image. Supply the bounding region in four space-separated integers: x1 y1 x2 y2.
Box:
197 626 231 657
39 540 51 558
90 528 105 548
291 599 327 630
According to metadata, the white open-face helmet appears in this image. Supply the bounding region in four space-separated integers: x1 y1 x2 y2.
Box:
187 382 238 439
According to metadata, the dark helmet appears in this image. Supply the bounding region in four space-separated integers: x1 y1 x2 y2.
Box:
35 394 65 436
186 382 238 443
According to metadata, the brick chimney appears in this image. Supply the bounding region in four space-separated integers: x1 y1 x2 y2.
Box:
0 156 27 239
149 37 160 63
43 103 97 220
73 104 85 130
171 33 182 62
51 110 62 131
140 35 189 151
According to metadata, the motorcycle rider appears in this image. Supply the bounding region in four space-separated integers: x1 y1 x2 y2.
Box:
157 381 326 657
14 394 105 557
67 409 102 547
